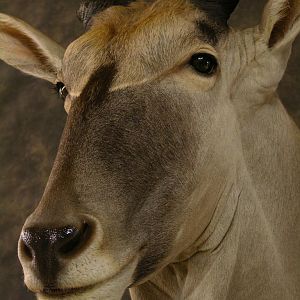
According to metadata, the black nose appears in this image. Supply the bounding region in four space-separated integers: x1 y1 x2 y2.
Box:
20 224 90 284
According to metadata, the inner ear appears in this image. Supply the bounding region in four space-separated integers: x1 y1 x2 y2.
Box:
269 1 297 47
261 0 300 48
0 13 64 83
78 0 135 28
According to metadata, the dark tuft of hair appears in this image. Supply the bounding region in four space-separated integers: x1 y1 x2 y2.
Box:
191 0 240 25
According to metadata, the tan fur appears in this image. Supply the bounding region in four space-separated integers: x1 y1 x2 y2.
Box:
0 13 64 83
62 0 207 105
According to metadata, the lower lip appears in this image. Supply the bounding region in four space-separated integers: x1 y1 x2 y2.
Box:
38 256 137 298
41 284 96 298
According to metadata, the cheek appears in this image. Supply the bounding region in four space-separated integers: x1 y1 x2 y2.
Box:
66 84 202 217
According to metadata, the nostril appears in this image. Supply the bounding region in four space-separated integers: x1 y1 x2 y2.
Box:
20 239 33 260
20 230 35 261
59 223 91 256
19 221 94 264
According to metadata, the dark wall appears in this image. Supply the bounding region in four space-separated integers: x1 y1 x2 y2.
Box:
0 1 299 299
0 1 82 299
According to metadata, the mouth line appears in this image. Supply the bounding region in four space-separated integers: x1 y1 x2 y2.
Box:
42 284 96 298
38 255 138 298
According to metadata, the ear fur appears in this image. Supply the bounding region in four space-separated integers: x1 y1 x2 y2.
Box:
0 13 64 83
260 0 300 48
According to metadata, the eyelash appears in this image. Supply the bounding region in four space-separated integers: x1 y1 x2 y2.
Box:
55 82 68 100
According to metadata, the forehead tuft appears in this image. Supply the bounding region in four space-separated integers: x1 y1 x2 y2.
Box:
74 0 228 51
82 0 232 30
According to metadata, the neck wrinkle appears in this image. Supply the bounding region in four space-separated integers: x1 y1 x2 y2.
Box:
130 172 256 300
173 180 241 263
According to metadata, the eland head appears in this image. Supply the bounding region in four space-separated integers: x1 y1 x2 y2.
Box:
0 0 300 299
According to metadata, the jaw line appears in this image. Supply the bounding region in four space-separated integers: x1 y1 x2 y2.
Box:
35 255 138 299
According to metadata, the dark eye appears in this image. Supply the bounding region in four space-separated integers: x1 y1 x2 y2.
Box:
190 53 218 75
55 82 69 100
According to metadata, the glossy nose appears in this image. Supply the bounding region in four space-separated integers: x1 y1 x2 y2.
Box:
19 223 91 284
21 225 90 258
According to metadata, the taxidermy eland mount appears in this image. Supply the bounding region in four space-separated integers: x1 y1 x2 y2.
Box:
0 0 300 299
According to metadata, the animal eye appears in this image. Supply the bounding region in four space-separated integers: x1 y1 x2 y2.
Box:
55 82 69 100
190 53 218 75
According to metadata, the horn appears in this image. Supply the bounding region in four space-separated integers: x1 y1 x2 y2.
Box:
77 0 240 28
77 0 133 28
193 0 240 24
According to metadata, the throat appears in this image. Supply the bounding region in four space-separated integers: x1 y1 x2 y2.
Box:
131 96 300 300
130 173 248 299
130 182 295 300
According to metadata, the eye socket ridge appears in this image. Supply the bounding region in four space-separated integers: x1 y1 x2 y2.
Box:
55 82 69 100
189 53 218 76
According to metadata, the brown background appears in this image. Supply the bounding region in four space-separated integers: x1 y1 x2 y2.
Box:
0 1 299 299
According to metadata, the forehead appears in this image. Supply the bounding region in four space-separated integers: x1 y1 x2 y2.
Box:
62 0 225 94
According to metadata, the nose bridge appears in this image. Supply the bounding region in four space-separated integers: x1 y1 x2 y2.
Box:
24 189 81 228
25 158 80 227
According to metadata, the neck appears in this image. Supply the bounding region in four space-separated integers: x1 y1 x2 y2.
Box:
237 93 300 225
130 95 300 299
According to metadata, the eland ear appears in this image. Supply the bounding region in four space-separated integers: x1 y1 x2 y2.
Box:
192 0 240 24
0 13 64 83
260 0 300 49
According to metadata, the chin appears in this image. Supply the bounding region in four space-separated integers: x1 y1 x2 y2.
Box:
36 280 127 300
33 257 138 300
36 285 118 300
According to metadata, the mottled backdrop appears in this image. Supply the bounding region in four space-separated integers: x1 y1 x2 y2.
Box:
0 1 299 299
